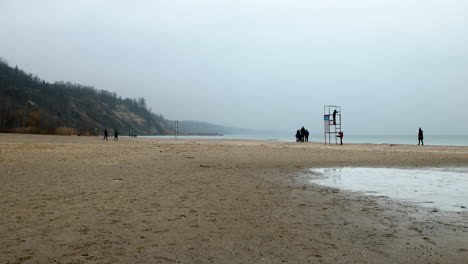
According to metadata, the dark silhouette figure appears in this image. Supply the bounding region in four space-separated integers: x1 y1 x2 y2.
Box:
114 130 119 141
295 130 301 142
337 131 344 145
332 110 338 125
300 126 306 142
305 129 309 142
103 129 108 140
418 128 424 145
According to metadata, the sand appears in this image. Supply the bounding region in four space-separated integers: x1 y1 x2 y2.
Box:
0 133 467 264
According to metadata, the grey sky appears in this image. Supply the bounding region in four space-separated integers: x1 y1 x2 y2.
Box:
1 0 467 134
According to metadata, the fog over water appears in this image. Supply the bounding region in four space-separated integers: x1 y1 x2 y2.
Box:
1 1 467 134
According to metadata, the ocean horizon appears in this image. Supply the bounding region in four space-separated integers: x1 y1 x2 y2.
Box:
143 134 468 147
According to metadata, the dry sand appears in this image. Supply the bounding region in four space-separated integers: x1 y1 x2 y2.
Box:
0 133 467 264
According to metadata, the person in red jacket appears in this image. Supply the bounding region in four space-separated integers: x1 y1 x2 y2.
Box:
337 131 344 145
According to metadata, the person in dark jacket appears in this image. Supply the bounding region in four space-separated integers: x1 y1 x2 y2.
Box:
103 129 108 141
295 130 301 142
418 128 424 145
300 126 306 142
114 130 119 141
333 109 338 125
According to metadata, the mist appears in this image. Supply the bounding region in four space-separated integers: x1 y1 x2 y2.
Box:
1 0 467 135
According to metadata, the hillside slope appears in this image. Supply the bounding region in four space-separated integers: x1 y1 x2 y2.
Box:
177 120 254 135
0 59 171 135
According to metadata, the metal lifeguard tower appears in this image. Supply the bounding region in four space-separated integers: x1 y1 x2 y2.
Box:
324 105 342 145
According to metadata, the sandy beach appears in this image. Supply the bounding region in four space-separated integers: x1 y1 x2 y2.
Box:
1 133 467 264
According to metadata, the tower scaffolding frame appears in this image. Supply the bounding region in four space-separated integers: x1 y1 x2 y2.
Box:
324 105 342 145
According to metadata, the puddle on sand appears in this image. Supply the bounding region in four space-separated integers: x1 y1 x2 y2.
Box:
309 167 468 212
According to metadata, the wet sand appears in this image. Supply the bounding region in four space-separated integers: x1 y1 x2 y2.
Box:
1 133 467 263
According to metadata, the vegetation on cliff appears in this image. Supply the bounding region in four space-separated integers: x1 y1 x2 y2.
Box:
0 58 249 136
0 58 171 135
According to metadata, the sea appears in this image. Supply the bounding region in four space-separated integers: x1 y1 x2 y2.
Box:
144 134 468 147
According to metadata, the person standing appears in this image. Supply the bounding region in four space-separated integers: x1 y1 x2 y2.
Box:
338 131 344 145
300 126 306 142
295 129 301 142
332 109 338 125
305 129 309 142
418 128 424 145
103 129 108 141
114 130 119 141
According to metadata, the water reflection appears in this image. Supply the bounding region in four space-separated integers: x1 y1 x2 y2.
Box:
309 167 468 212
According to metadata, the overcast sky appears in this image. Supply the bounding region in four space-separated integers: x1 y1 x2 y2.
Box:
1 0 467 134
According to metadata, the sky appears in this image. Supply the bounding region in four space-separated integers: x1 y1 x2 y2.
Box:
1 0 467 134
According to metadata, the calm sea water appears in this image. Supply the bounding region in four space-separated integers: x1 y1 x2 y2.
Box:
144 134 468 147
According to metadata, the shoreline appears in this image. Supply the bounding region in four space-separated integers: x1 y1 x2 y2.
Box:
4 132 468 147
1 133 467 263
139 133 468 147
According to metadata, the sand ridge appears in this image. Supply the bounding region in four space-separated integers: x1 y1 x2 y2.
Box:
0 133 467 263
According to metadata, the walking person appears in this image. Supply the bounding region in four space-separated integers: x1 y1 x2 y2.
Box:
114 130 119 141
305 129 309 142
103 129 108 141
418 128 424 145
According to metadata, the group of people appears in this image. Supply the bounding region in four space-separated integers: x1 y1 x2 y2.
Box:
295 126 310 142
103 126 425 146
103 129 119 141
